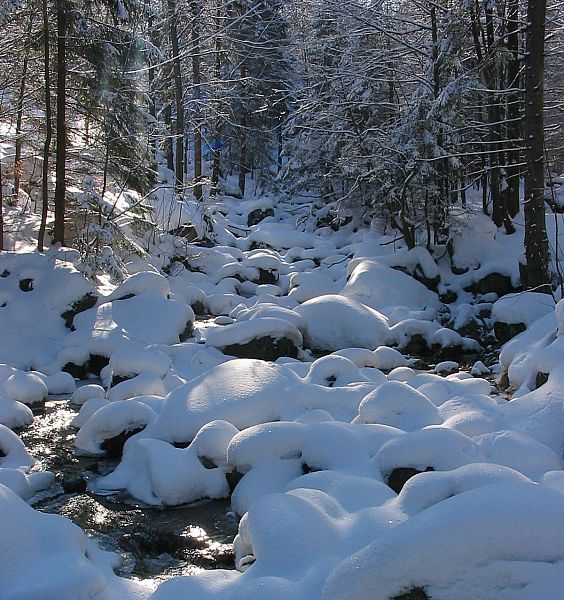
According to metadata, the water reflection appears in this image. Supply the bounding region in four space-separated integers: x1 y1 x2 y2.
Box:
19 398 239 580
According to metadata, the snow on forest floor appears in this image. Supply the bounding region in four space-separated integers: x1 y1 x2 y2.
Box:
0 190 563 600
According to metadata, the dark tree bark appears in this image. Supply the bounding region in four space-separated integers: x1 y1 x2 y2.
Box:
147 5 157 154
0 149 4 251
483 1 514 233
191 0 203 200
168 0 184 194
238 32 247 197
238 108 247 198
164 100 174 172
523 0 549 287
14 17 33 201
38 0 53 252
504 0 521 218
53 0 67 245
210 0 222 195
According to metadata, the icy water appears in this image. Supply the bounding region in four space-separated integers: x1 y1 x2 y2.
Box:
19 398 239 582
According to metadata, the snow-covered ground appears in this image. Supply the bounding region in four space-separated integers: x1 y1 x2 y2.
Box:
1 186 563 600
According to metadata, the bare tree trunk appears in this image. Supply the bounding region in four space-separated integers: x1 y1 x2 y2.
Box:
147 5 158 155
504 0 521 217
210 0 222 195
191 0 202 200
238 111 247 198
164 101 174 172
38 0 52 252
168 0 184 194
277 122 283 174
53 0 66 245
0 152 4 251
238 59 247 197
484 2 502 228
14 17 33 201
523 0 549 287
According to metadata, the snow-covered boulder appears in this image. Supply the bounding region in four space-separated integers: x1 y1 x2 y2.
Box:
323 482 564 600
61 289 194 374
0 251 95 371
295 294 389 352
3 370 48 407
356 381 442 431
75 399 158 456
499 307 561 393
206 318 303 361
0 483 126 600
145 359 302 444
0 399 34 430
343 258 438 315
0 469 55 500
492 291 555 343
0 424 35 470
71 384 105 407
109 348 172 383
92 420 238 506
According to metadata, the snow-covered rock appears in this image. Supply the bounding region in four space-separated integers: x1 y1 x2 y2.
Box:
206 317 303 360
295 294 389 352
343 258 438 314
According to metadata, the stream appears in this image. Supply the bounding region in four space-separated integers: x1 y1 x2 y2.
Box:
19 398 239 583
16 346 500 585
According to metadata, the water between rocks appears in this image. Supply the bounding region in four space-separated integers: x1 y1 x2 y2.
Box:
19 398 240 583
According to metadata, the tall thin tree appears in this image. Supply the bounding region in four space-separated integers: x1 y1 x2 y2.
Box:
53 0 66 245
38 0 52 252
523 0 549 287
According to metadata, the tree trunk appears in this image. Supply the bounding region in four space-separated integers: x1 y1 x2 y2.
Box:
211 121 221 195
191 0 202 200
14 17 33 201
238 60 247 198
504 0 521 217
164 101 174 172
0 151 4 251
210 3 222 196
523 0 549 287
168 0 184 194
147 6 157 155
38 0 53 252
53 0 67 245
238 111 247 198
484 2 504 229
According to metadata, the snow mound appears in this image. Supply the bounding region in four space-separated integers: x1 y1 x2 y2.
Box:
356 381 442 431
304 355 381 387
492 291 555 326
71 384 105 407
146 359 301 444
109 348 172 379
205 317 303 355
106 373 167 402
63 291 194 362
343 258 438 314
92 420 237 506
3 370 48 406
75 399 158 455
323 482 564 600
295 294 389 351
0 251 95 371
498 300 564 393
0 469 55 500
0 424 35 470
0 399 34 429
0 483 124 600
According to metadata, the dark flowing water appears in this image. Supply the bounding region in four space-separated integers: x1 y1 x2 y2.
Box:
19 398 239 582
